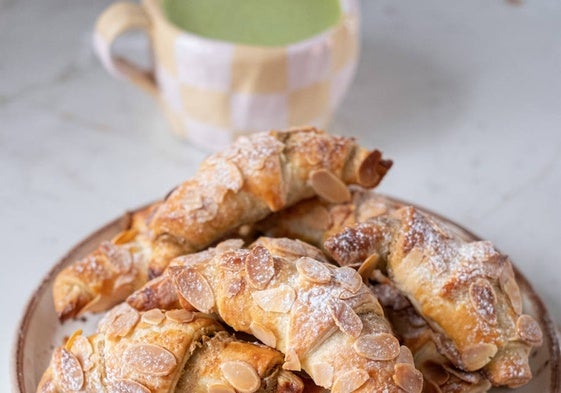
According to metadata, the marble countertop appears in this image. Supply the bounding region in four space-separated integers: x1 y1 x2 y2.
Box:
1 0 560 390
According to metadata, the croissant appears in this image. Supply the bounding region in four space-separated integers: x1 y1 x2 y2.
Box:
53 203 158 321
54 128 392 321
323 206 543 387
128 237 424 393
148 127 392 276
37 303 304 393
370 275 492 393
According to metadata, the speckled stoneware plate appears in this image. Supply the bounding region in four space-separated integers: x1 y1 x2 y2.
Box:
11 198 561 393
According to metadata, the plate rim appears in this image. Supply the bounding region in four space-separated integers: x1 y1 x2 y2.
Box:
11 196 561 393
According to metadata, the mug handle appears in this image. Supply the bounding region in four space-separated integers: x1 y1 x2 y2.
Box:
93 2 157 96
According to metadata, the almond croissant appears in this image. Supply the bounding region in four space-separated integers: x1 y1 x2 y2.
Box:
37 304 303 393
148 127 392 276
324 207 542 387
128 237 424 393
53 128 392 321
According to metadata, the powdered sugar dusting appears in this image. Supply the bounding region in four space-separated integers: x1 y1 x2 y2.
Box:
245 245 275 289
54 348 84 391
469 280 498 325
174 268 215 313
252 284 295 313
124 343 177 376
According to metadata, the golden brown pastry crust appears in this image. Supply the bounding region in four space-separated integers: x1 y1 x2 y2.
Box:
52 203 158 321
148 127 392 276
129 237 424 393
37 305 303 393
369 277 492 393
324 206 542 387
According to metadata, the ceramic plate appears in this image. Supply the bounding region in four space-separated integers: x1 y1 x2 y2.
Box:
11 198 561 393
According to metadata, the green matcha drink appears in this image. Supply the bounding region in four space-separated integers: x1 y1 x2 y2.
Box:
163 0 341 46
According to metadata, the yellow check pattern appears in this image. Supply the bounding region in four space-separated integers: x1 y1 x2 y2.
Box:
155 0 359 150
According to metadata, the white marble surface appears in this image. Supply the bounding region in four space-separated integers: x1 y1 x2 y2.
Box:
1 0 560 390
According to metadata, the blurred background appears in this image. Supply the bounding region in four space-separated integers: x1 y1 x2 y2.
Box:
1 0 560 390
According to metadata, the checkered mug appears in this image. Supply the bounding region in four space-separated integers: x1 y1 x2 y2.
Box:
94 0 359 151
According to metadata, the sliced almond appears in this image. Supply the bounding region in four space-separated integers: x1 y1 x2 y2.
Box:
460 343 498 371
469 279 497 325
499 263 522 314
53 348 84 391
208 384 236 393
296 257 331 284
108 379 151 393
353 333 400 361
516 314 543 345
64 329 83 351
338 288 382 318
99 303 139 338
328 298 363 338
141 309 165 325
357 253 379 281
331 369 369 393
124 344 177 376
309 169 351 203
68 335 94 371
252 285 296 313
249 321 277 347
334 267 362 293
397 345 415 365
245 245 275 289
282 349 301 371
174 268 215 313
220 360 261 393
166 309 195 324
311 362 334 388
393 363 423 393
213 159 244 195
256 237 326 262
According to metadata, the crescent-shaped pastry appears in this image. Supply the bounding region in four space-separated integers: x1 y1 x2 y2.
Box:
324 207 542 387
148 127 392 276
37 304 303 393
128 237 424 393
